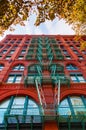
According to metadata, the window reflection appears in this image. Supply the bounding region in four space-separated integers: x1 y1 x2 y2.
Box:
0 96 40 124
58 96 86 116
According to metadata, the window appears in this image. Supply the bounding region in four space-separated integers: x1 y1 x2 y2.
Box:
18 56 24 59
64 39 70 44
6 45 10 49
0 99 10 123
21 50 26 54
70 46 74 49
13 45 18 49
23 45 27 49
7 74 22 83
10 39 16 44
0 96 41 124
5 56 11 59
4 40 9 43
25 39 30 44
76 45 80 49
66 64 78 70
62 50 68 54
0 64 4 71
82 50 86 55
66 56 71 59
58 96 86 116
78 56 83 59
58 98 71 115
16 39 22 43
56 39 62 44
73 50 79 54
13 64 24 71
0 45 3 49
70 73 85 82
60 45 64 49
10 50 15 54
2 50 7 54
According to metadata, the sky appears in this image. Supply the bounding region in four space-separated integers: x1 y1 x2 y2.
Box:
0 15 75 41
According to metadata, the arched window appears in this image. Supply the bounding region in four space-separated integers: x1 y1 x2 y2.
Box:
0 96 41 124
58 96 86 116
13 64 24 71
0 64 4 71
66 64 78 70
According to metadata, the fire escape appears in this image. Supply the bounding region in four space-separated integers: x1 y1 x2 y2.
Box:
25 37 70 121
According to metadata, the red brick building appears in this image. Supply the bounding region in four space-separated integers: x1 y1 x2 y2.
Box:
0 35 86 130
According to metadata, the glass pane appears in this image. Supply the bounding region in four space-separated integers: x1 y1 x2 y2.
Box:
10 97 25 115
10 108 23 115
0 99 10 108
70 97 85 115
27 99 40 115
74 108 86 115
28 100 37 107
13 66 19 70
18 56 23 59
20 66 24 70
0 99 10 123
12 97 25 108
6 56 11 59
58 96 86 116
71 97 83 106
27 108 39 115
15 75 22 83
59 99 71 115
7 76 14 83
58 107 71 115
59 99 69 107
0 65 4 71
71 76 76 80
21 50 26 54
10 50 15 54
78 76 84 80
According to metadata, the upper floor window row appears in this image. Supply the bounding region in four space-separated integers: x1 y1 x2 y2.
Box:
0 64 24 73
4 39 22 44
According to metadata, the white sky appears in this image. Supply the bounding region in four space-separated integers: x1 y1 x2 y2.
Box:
0 15 75 41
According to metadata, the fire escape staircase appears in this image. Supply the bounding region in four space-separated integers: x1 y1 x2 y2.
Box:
25 37 70 122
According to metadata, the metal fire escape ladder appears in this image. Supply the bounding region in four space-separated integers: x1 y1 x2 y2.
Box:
35 65 47 115
54 75 70 109
51 65 61 107
35 77 46 115
50 63 70 109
